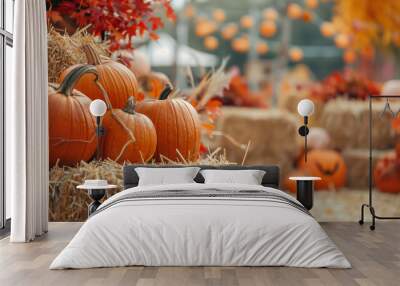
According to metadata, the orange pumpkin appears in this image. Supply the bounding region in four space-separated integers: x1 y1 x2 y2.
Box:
299 149 347 190
60 44 138 109
102 97 157 163
373 153 400 193
136 86 201 162
49 65 97 166
138 72 172 99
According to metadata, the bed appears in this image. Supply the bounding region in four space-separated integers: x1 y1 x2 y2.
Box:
50 165 350 269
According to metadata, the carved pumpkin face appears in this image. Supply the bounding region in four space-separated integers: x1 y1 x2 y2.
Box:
299 149 347 190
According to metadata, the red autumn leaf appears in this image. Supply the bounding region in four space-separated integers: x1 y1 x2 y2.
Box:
46 0 176 51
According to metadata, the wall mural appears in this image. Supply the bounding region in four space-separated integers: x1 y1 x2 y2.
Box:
46 0 400 222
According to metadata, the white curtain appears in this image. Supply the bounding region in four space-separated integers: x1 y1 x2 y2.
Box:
8 0 49 242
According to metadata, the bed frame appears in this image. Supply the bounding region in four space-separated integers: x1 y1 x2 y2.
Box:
123 165 280 189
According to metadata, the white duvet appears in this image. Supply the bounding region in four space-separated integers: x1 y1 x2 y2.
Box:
50 183 351 269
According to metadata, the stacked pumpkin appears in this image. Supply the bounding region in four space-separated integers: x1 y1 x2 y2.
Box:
49 45 201 167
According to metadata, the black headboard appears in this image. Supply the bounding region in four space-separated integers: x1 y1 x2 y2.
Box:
123 165 280 189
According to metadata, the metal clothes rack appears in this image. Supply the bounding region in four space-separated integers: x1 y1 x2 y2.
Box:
359 95 400 230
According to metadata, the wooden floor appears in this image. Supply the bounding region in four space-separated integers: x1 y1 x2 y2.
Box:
0 222 399 286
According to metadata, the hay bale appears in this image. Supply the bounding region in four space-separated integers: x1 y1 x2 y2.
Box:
49 160 124 222
49 152 237 221
320 99 398 150
47 27 110 83
212 107 301 179
342 148 392 189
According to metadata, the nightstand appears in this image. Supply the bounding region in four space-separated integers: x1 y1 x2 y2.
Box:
289 176 321 210
77 183 118 216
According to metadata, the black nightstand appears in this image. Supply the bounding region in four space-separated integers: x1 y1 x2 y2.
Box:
289 176 321 210
77 184 117 216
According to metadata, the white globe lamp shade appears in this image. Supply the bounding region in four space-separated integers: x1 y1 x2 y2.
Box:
297 99 315 117
89 99 107 117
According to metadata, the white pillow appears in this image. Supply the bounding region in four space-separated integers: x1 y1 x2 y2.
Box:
135 167 200 186
200 169 266 185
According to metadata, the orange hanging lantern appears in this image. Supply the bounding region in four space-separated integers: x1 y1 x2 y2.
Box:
305 0 319 9
195 20 217 37
343 50 356 64
335 33 350 49
262 8 279 21
212 8 226 22
232 37 250 53
204 36 219 50
289 47 303 62
240 15 254 29
256 42 269 54
221 23 238 40
287 3 302 19
320 22 335 37
259 20 277 38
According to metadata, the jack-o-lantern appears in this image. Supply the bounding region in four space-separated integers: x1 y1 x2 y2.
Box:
299 149 347 190
374 153 400 193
